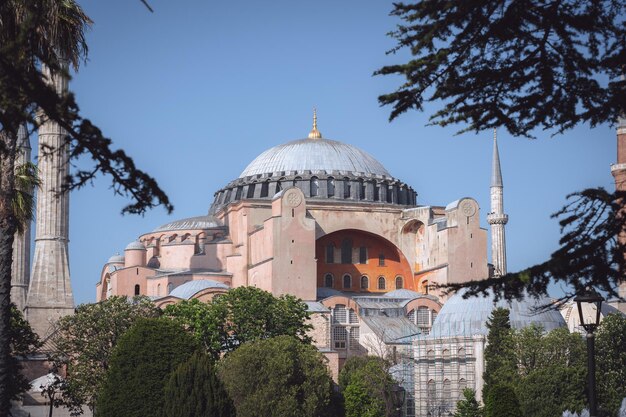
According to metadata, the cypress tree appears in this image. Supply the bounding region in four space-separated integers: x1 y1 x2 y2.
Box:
484 384 521 417
163 352 235 417
483 308 517 401
96 318 197 417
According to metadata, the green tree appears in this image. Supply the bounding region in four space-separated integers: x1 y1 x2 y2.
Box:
514 326 586 417
163 352 235 417
373 1 626 307
96 318 197 417
51 296 160 414
483 308 517 400
483 384 521 417
339 356 397 417
595 313 626 416
376 0 624 136
9 303 41 401
164 286 312 359
0 1 171 413
454 388 482 417
219 335 333 417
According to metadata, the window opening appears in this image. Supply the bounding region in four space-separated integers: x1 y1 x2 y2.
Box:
378 276 386 290
310 177 319 197
343 274 351 289
359 247 367 264
395 276 403 289
360 276 369 289
341 239 352 264
324 274 333 288
326 244 335 263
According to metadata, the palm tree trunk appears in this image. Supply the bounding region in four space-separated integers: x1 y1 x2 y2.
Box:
0 129 18 416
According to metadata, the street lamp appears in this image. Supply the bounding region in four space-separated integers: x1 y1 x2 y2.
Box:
574 288 604 417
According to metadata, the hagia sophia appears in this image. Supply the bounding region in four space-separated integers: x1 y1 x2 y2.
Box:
11 94 626 415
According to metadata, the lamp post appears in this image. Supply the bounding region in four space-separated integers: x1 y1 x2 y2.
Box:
574 288 604 417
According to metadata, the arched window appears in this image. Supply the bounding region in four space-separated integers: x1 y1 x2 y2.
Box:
333 304 347 323
407 309 416 323
134 284 140 296
327 177 335 197
378 276 386 290
343 274 351 289
395 276 403 289
443 379 451 403
343 177 351 198
310 177 319 197
427 379 436 403
260 180 269 198
324 274 333 288
386 184 393 203
358 178 365 200
458 379 467 399
373 181 380 201
417 306 430 327
341 239 352 264
378 253 385 266
458 347 466 360
276 179 282 192
359 247 367 264
326 244 335 263
442 349 450 360
293 176 302 187
167 283 174 294
235 186 243 200
360 276 369 289
246 183 256 198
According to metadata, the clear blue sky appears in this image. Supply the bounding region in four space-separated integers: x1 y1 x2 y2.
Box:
56 0 615 304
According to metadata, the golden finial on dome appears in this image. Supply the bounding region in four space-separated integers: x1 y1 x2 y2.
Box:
308 108 322 139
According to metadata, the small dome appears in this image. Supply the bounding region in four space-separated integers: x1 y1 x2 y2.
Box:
431 288 566 337
153 215 221 232
560 301 623 334
125 241 146 251
107 254 125 264
240 138 391 178
169 279 229 300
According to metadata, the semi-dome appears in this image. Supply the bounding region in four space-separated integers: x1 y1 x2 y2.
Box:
240 138 391 178
153 215 222 232
125 240 146 251
169 279 229 300
107 254 125 264
431 288 566 337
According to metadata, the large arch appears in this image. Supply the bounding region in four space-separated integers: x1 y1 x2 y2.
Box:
315 229 416 293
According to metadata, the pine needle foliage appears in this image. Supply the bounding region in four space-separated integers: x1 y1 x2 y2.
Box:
95 318 197 417
163 352 235 417
454 388 482 417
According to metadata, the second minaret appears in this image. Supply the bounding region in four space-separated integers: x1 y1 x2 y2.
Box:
487 129 508 277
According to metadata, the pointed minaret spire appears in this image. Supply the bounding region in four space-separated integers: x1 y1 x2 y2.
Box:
11 124 32 311
487 128 508 277
308 108 322 139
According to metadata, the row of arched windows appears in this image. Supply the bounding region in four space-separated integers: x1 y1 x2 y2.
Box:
323 273 403 290
215 176 415 205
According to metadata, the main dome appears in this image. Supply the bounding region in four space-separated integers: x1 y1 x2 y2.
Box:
239 138 391 178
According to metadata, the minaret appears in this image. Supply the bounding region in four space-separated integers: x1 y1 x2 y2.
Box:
25 63 74 338
611 114 626 300
11 125 32 311
487 129 508 277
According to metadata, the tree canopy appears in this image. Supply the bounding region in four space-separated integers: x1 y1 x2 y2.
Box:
96 318 198 417
0 1 171 413
52 296 161 414
9 303 41 401
219 335 333 417
376 0 625 137
163 351 235 417
339 356 398 417
164 286 312 359
454 388 482 417
595 313 626 416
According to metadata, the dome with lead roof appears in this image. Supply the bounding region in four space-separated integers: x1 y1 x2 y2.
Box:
430 288 566 337
239 138 391 178
209 113 417 214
